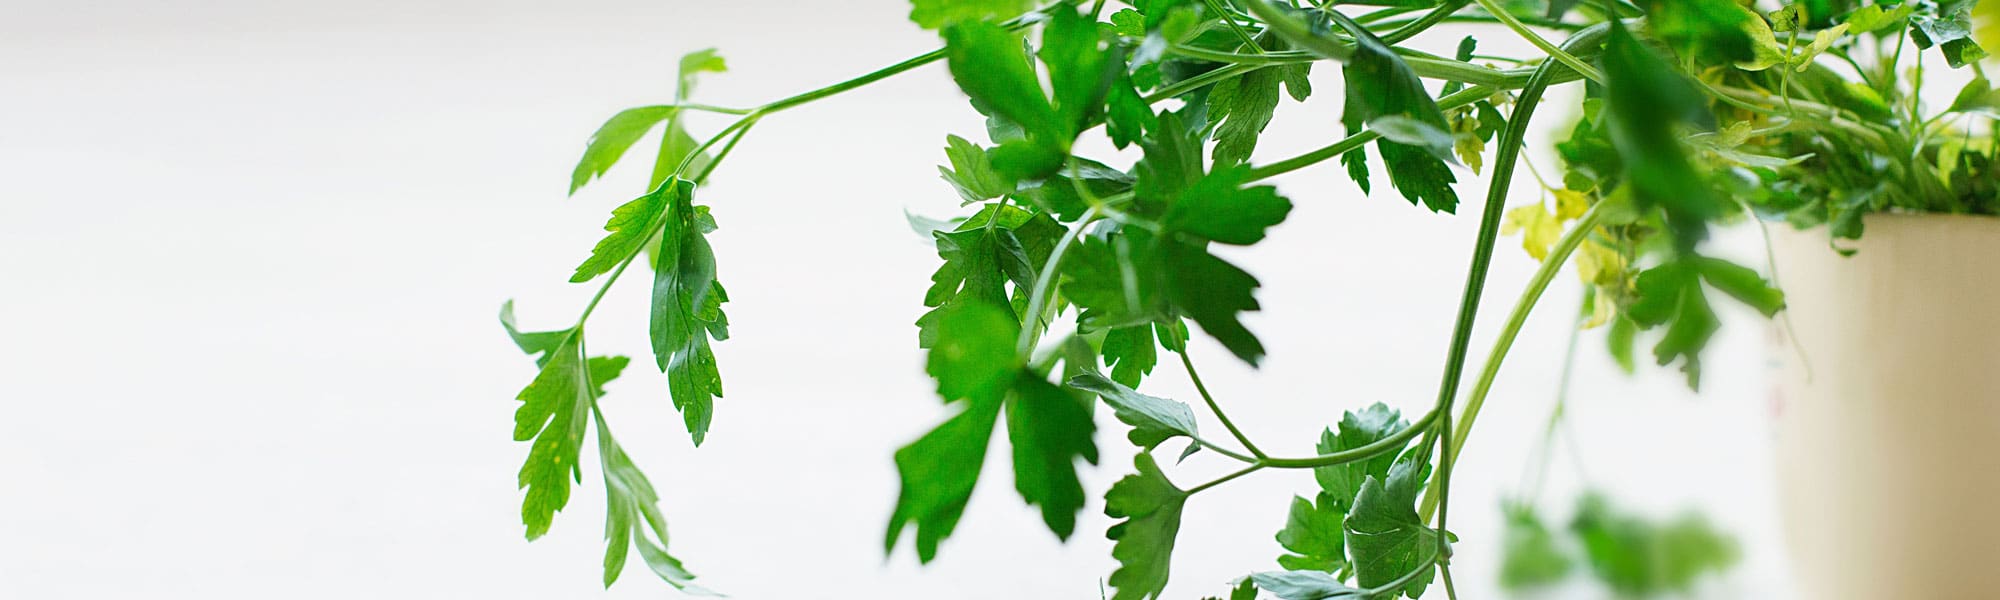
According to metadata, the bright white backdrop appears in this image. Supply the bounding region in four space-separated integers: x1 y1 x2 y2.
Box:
1 2 1790 598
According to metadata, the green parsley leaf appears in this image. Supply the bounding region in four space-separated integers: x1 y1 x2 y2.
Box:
1636 0 1761 66
884 385 1003 563
1275 493 1349 573
569 106 680 195
646 178 730 445
1844 3 1916 34
1624 260 1719 389
571 182 673 283
1067 371 1200 452
1312 404 1411 510
1099 324 1162 387
1105 453 1191 600
1164 165 1294 246
1247 570 1368 600
1694 257 1785 317
915 205 1060 346
1161 240 1268 365
1344 454 1438 598
1602 18 1722 253
1042 4 1122 136
509 324 591 541
1007 373 1101 539
1208 65 1290 166
1497 505 1572 590
908 0 1034 30
1912 1 1989 68
1331 15 1460 213
1569 493 1739 596
939 134 1015 203
594 411 707 592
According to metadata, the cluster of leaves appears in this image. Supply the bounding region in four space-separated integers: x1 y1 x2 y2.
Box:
1498 494 1740 597
498 0 2000 596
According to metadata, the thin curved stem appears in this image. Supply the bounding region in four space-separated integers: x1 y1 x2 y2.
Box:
1169 325 1269 459
1017 205 1101 355
1415 24 1607 526
1472 0 1604 83
1188 463 1266 495
1256 407 1440 469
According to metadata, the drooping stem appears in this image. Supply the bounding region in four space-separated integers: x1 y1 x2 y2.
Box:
1168 325 1269 459
1420 204 1604 520
1417 24 1608 530
1471 0 1604 83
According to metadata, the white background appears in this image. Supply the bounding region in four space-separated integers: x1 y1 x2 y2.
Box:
2 1 1791 598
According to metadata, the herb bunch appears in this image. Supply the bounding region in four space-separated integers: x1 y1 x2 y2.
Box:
499 1 1988 597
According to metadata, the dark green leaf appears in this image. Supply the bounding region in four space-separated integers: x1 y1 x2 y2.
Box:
1067 371 1199 451
1161 241 1268 365
1209 66 1287 166
1247 570 1368 600
1106 453 1191 600
1136 111 1205 213
1100 324 1161 387
1164 165 1294 245
944 21 1064 143
1602 19 1721 253
1275 493 1348 573
1312 403 1410 510
1007 373 1101 539
1637 0 1761 65
1042 4 1123 134
647 178 729 445
1332 15 1460 213
1344 454 1438 598
885 388 1004 563
926 301 1023 406
1625 260 1718 389
909 0 1035 29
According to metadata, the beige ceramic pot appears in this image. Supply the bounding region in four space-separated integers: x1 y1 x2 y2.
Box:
1769 214 2000 599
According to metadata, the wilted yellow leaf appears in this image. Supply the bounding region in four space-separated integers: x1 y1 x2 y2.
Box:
1501 203 1561 261
1553 188 1590 221
1574 237 1624 287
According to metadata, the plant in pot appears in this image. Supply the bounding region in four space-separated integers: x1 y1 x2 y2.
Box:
497 0 1993 597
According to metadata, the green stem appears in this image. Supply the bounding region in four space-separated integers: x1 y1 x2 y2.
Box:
1420 204 1604 520
1255 407 1440 469
1187 463 1266 495
1169 325 1269 459
1247 85 1499 181
1415 24 1607 527
1017 205 1101 356
1471 0 1603 83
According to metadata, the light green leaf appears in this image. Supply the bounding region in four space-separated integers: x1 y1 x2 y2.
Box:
1067 371 1199 452
1209 66 1286 166
939 135 1014 203
1498 504 1572 590
595 409 708 592
511 327 589 540
572 183 671 283
1106 453 1191 600
943 21 1062 143
1695 257 1785 317
1100 324 1161 387
569 106 678 195
1247 570 1368 600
